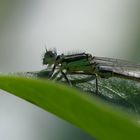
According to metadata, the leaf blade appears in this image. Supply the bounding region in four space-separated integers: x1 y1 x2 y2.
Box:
0 75 140 140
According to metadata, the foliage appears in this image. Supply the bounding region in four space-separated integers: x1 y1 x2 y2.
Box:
0 74 140 140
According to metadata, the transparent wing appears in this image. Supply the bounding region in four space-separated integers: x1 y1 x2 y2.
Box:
93 57 140 80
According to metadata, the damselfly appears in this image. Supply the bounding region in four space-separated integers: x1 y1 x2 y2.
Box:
43 49 140 94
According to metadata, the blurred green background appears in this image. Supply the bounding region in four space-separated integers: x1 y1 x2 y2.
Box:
0 0 139 140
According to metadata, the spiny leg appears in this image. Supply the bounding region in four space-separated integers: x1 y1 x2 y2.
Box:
50 70 60 80
61 71 72 86
48 64 56 78
47 54 60 78
95 73 99 94
48 54 62 78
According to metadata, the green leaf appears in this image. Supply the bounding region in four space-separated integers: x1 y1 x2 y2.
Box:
0 75 140 140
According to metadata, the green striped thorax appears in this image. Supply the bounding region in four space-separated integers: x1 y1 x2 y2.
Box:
60 55 93 72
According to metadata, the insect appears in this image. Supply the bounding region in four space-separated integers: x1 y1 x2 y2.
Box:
43 49 140 94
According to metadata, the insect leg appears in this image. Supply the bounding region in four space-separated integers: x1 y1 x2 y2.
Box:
50 70 60 80
90 73 99 94
95 73 99 94
48 63 57 78
48 55 61 78
61 71 72 86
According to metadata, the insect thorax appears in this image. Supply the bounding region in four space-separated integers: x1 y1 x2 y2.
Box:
59 53 94 73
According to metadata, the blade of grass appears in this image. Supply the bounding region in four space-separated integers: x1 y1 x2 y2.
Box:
0 75 140 140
